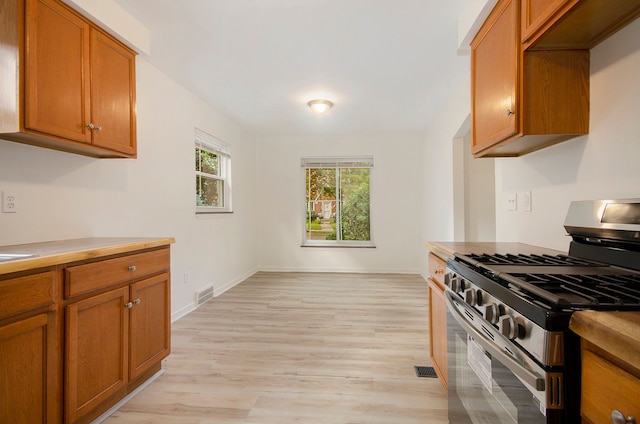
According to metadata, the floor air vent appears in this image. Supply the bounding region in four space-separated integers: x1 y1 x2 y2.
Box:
414 366 437 378
196 286 214 306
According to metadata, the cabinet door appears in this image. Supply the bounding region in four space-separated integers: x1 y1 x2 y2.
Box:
90 29 137 155
65 287 129 423
0 312 59 424
130 273 171 380
521 0 574 43
581 349 640 424
428 278 448 392
25 0 91 143
471 0 519 155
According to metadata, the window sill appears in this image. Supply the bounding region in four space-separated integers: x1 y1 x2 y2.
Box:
301 244 376 248
196 210 233 215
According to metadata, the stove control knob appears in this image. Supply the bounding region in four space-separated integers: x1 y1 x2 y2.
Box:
484 303 499 324
459 278 466 291
498 315 518 340
444 273 454 289
463 288 477 306
450 276 462 292
476 289 484 306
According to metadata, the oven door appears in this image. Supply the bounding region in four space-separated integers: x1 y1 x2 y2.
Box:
445 290 557 424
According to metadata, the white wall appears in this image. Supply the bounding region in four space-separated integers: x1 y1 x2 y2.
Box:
255 134 425 273
0 58 258 320
421 70 472 258
494 18 640 251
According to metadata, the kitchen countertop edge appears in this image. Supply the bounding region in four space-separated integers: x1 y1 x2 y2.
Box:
570 310 640 375
0 237 175 275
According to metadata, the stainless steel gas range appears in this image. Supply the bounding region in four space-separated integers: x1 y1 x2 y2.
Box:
444 199 640 424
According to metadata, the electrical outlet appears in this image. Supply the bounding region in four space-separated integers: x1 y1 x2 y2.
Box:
2 191 17 213
522 191 532 212
184 271 190 285
507 193 517 211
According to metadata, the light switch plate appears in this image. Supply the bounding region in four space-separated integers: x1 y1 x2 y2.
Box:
507 193 517 211
522 191 532 212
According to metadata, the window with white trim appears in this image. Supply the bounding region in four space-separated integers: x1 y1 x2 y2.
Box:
302 157 373 247
195 128 232 213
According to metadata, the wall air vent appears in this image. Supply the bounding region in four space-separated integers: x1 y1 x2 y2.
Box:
196 286 214 306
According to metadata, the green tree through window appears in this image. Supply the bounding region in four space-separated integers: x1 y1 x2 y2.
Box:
302 157 373 246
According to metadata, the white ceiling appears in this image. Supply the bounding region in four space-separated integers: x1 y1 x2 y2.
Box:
111 0 470 136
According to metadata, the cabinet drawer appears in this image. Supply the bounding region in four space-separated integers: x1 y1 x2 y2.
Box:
428 252 446 289
65 248 169 298
581 349 640 423
0 271 56 321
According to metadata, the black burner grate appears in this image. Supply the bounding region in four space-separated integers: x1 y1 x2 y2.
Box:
467 253 600 266
511 272 640 308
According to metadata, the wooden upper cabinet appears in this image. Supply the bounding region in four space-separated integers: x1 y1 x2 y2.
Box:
471 0 519 155
1 0 137 158
523 0 640 49
521 0 575 44
90 29 137 156
25 0 92 143
471 0 589 157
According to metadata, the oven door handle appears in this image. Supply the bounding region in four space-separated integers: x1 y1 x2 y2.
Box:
445 290 546 391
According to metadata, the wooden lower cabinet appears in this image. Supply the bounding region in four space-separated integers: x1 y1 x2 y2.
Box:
570 311 640 424
65 271 171 424
428 253 448 392
0 269 60 423
130 273 171 380
581 348 640 424
0 312 60 423
65 287 129 423
0 239 172 423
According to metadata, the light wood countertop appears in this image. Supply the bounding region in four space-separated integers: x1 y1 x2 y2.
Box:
0 237 175 275
425 241 565 261
570 310 640 375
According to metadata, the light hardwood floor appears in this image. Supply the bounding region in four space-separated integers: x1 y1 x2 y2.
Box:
103 272 448 423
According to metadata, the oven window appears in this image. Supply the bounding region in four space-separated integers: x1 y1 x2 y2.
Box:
448 309 547 423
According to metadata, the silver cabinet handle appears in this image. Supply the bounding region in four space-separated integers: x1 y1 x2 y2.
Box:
612 410 636 424
125 301 133 309
133 298 141 305
506 109 514 116
128 265 137 272
86 123 102 131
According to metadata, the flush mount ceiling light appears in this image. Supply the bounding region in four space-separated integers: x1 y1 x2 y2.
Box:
307 99 333 115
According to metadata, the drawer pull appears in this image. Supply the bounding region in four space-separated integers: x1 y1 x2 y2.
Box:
128 265 137 272
133 298 141 305
125 301 133 309
612 410 636 424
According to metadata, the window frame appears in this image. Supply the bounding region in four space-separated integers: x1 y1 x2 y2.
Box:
301 156 374 247
195 128 232 214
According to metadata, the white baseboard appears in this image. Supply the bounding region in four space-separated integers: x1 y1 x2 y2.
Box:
91 369 165 423
256 267 421 274
212 268 258 297
171 302 196 323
